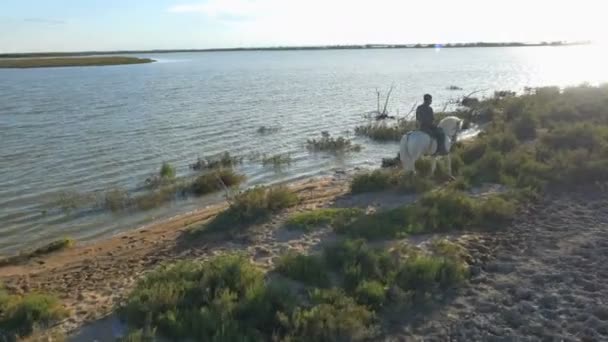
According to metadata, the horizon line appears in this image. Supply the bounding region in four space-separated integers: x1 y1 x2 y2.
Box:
0 40 592 58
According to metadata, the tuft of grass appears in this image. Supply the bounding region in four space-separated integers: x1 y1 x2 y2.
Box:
190 169 245 196
275 252 330 287
203 186 298 233
285 208 364 232
306 132 361 153
0 287 68 338
261 153 293 168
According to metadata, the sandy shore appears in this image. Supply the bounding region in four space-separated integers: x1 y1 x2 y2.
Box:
0 175 351 334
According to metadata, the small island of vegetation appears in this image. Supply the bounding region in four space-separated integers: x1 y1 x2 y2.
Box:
0 56 154 69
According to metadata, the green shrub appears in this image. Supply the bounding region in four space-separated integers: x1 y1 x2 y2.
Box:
350 169 433 194
476 196 518 227
541 124 607 152
122 255 295 341
203 186 298 233
395 255 467 293
286 208 364 232
275 252 330 287
0 288 67 338
284 288 376 341
190 169 245 195
323 240 395 291
511 112 538 141
306 132 361 153
333 206 412 240
409 191 478 232
354 280 386 310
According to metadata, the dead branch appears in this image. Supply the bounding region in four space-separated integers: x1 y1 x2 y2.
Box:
381 84 395 115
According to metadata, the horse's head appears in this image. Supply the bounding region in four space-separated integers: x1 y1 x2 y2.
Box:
438 116 464 142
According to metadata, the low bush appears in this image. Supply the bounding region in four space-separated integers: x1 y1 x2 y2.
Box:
337 190 518 240
354 280 386 310
122 255 295 341
275 252 330 287
203 186 298 233
306 132 361 153
0 287 67 338
285 208 364 232
323 239 395 292
350 169 433 194
396 255 467 293
283 288 377 341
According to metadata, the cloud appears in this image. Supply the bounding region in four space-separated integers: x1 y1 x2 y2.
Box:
24 18 66 25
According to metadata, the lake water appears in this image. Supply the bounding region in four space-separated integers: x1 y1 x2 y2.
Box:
2 45 607 254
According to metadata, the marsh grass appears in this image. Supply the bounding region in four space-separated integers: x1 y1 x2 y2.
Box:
354 119 416 142
261 153 293 168
190 168 245 195
190 152 243 171
257 126 280 134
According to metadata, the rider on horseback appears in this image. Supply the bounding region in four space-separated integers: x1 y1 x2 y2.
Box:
416 94 447 155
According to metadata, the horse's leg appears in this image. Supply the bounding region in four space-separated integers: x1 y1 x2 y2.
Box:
447 153 454 179
431 157 437 176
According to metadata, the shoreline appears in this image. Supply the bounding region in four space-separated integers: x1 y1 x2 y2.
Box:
0 56 154 69
0 175 350 333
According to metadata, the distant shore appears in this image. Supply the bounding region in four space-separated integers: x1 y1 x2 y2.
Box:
0 56 154 68
0 41 590 59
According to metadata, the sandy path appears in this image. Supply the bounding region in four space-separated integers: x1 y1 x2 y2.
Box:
391 187 608 341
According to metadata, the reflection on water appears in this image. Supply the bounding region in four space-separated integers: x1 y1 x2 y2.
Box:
1 45 606 254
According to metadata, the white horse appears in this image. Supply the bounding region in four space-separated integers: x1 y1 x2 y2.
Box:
399 116 464 177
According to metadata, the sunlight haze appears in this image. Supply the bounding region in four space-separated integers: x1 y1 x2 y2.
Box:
0 0 604 53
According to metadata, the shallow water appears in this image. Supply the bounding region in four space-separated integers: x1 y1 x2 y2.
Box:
1 45 607 254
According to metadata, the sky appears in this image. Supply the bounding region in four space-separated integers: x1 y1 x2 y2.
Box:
0 0 605 53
